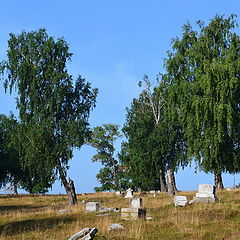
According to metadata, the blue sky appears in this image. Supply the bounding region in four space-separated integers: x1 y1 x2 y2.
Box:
0 1 239 193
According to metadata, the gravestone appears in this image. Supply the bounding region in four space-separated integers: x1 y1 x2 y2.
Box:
99 206 119 212
58 209 72 214
85 202 100 212
124 188 133 198
174 196 187 207
122 193 146 220
130 198 142 208
82 227 98 240
68 228 90 240
108 223 124 231
192 184 216 203
121 208 146 220
68 227 98 240
149 190 156 194
196 184 215 198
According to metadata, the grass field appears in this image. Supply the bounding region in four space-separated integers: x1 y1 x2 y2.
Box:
0 189 240 240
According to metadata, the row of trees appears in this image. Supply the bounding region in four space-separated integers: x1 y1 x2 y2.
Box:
1 15 240 201
119 14 240 194
91 14 240 195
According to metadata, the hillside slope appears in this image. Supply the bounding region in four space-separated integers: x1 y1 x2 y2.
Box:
0 190 240 240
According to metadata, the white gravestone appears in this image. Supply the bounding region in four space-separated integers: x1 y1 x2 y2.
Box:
196 184 215 198
174 196 188 207
68 227 98 240
108 223 124 230
130 198 142 208
149 190 156 194
191 184 216 203
86 202 100 212
124 188 133 198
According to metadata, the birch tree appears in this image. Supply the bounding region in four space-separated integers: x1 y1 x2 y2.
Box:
89 124 122 191
1 29 97 203
165 15 240 188
123 76 186 194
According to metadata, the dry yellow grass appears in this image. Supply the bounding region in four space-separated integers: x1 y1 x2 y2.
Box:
0 190 240 240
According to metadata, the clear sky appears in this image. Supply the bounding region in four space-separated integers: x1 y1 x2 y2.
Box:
0 0 239 193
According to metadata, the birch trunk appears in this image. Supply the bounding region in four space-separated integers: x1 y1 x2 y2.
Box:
166 168 177 195
214 172 224 189
159 169 167 192
57 161 77 205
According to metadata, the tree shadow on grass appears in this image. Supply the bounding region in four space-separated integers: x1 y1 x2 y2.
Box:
0 205 45 212
0 214 75 236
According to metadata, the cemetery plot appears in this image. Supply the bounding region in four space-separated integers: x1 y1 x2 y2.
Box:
0 190 239 240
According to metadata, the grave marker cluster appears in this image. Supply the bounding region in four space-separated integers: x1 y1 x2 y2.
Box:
121 197 146 220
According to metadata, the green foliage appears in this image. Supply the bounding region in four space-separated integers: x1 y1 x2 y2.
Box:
0 114 18 186
1 29 98 193
122 77 186 191
117 141 134 190
90 124 121 164
94 167 115 192
0 114 55 193
89 124 124 191
165 15 240 175
122 103 160 190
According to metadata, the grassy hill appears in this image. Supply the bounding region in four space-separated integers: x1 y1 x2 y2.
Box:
0 189 240 240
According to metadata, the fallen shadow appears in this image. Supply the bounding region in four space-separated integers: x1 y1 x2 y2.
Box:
0 214 76 236
0 194 67 199
0 205 45 212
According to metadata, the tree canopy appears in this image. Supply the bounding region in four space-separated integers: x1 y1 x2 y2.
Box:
0 114 18 187
165 14 240 188
1 15 240 195
1 29 97 202
89 124 123 191
122 76 186 192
